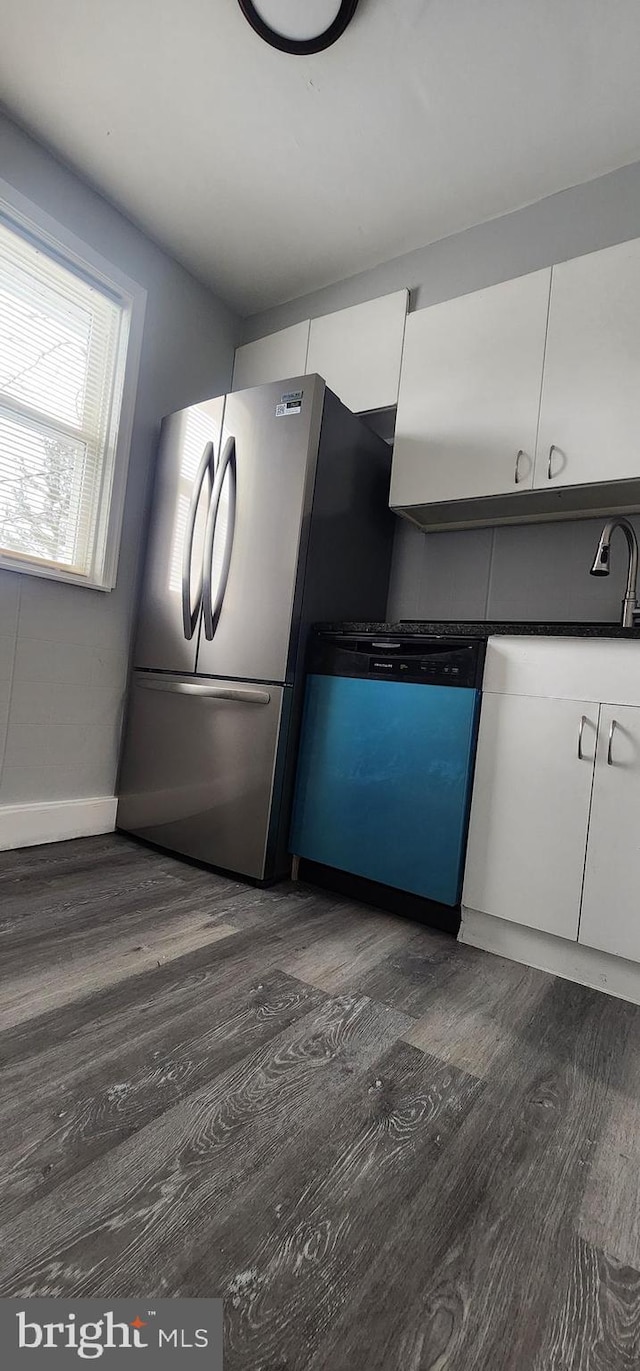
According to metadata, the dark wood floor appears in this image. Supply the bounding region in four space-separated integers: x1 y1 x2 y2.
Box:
1 834 639 1369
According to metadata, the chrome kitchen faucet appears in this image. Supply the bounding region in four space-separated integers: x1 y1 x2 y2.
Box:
590 516 640 628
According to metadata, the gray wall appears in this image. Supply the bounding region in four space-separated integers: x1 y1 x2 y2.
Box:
0 112 241 809
245 160 640 625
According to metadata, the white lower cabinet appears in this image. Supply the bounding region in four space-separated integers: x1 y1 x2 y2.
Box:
463 693 598 940
579 704 640 963
463 637 640 980
462 638 640 994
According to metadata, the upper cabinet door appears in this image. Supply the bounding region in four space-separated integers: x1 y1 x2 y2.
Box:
579 704 640 963
306 290 408 413
390 270 551 508
535 239 640 489
232 321 310 391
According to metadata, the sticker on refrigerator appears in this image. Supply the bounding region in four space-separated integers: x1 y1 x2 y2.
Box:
275 390 303 417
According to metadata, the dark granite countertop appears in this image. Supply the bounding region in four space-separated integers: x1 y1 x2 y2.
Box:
314 620 640 640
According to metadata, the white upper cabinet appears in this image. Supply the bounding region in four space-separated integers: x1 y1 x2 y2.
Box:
306 290 408 414
535 239 640 489
579 703 640 963
232 321 310 391
390 270 551 508
232 291 407 414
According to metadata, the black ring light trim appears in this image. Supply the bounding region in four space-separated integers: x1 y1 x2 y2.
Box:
237 0 360 55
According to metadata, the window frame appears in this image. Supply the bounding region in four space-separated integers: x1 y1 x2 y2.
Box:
0 176 146 592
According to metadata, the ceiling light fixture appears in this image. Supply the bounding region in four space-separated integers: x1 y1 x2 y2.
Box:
237 0 360 55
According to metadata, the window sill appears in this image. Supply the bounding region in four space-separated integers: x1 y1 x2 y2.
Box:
0 552 114 592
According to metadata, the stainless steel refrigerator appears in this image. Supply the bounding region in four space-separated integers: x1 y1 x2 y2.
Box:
117 375 394 882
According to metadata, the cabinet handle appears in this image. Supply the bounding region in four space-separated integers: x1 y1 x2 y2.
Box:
577 714 587 760
547 444 560 480
607 718 617 766
514 449 525 485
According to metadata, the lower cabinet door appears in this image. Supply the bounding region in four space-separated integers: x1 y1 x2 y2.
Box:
579 704 640 962
463 693 598 939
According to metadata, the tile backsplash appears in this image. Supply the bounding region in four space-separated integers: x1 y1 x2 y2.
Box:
387 514 640 625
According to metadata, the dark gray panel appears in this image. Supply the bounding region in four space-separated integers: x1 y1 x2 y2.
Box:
300 386 395 638
359 405 397 444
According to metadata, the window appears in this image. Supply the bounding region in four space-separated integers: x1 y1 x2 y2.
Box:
0 195 141 589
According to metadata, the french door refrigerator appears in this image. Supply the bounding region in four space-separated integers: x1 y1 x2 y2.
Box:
117 375 393 882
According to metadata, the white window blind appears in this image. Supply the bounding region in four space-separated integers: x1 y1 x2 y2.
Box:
0 212 130 583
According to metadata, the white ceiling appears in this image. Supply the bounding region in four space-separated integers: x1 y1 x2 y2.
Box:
2 0 640 316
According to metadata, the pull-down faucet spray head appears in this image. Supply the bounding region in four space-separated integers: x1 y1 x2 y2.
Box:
590 517 640 627
589 529 611 577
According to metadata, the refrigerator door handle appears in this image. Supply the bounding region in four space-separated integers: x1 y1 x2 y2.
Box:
181 440 214 640
202 435 237 641
137 679 271 705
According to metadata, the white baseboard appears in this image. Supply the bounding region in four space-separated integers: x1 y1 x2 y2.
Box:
0 796 117 851
460 906 640 1006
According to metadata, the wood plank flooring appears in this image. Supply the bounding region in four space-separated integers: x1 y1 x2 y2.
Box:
0 834 638 1369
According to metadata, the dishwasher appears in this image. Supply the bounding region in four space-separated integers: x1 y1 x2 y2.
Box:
289 631 486 932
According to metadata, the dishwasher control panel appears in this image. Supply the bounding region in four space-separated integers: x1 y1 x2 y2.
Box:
311 633 486 688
